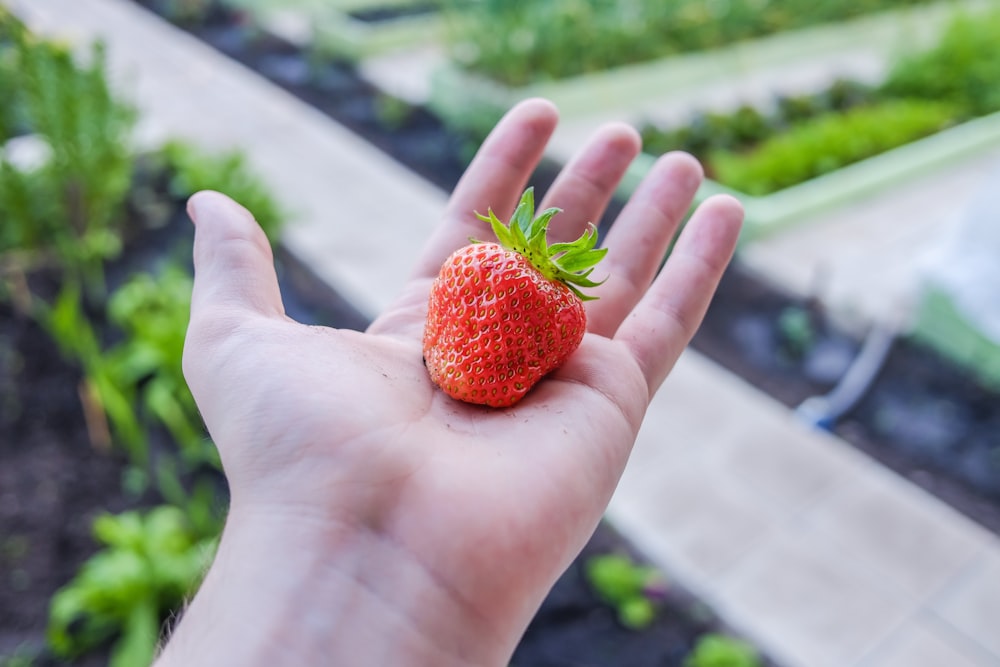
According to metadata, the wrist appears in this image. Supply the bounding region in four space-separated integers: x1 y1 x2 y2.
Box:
155 504 511 666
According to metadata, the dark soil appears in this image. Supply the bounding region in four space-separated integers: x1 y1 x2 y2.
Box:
0 302 135 666
514 525 724 667
692 264 1000 534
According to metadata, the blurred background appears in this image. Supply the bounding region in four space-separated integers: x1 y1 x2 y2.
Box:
2 0 999 665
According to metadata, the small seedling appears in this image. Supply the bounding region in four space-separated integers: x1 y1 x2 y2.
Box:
583 552 667 630
777 305 816 360
685 633 762 667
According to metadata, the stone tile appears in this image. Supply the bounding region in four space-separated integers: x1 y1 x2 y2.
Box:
716 535 914 667
706 415 857 515
859 615 998 667
805 471 987 601
621 352 746 480
610 455 774 586
934 548 1000 660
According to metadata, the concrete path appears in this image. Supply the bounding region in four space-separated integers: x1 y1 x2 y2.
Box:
12 1 1000 665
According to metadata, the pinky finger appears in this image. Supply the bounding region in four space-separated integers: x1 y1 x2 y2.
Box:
615 195 743 396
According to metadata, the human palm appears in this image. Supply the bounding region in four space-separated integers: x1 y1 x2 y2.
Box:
179 99 742 663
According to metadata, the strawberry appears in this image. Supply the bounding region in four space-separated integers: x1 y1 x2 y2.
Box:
423 187 607 407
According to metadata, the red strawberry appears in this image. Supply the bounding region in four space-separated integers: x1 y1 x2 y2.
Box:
423 187 606 407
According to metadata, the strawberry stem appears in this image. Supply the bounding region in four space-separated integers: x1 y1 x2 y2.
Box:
476 188 607 301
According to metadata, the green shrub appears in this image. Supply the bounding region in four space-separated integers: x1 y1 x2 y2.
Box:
710 100 955 195
881 9 1000 118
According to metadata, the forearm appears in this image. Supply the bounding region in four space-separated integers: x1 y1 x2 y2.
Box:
155 507 511 667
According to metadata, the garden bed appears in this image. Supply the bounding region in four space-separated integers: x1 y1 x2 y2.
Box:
633 8 1000 236
6 2 1000 664
428 0 967 133
0 164 769 666
139 0 1000 536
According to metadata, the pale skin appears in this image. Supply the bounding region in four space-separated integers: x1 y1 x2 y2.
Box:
156 98 743 666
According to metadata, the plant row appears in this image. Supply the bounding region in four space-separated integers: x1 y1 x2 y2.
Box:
639 8 1000 195
0 10 281 666
442 0 942 86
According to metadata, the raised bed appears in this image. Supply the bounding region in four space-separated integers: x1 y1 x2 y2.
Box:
628 108 1000 241
428 0 969 134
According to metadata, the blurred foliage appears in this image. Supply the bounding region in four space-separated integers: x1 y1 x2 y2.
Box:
584 553 666 630
710 99 955 195
880 8 1000 118
159 140 285 243
48 506 218 667
641 6 1000 195
0 9 135 295
444 0 936 86
684 633 762 667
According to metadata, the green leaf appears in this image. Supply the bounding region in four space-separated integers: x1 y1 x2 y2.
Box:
109 600 159 667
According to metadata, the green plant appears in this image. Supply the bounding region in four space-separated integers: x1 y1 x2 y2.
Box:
159 140 284 243
881 9 1000 118
584 552 666 630
444 0 936 86
0 11 135 295
777 306 816 360
41 281 149 464
710 99 955 195
40 267 215 491
48 506 218 667
106 267 215 470
685 633 762 667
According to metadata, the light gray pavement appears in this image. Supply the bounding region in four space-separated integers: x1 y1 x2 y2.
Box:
13 1 1000 665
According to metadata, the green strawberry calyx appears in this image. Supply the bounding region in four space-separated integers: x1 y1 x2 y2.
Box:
474 187 608 301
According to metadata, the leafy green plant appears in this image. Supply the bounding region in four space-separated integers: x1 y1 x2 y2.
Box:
159 140 284 243
881 9 1000 119
584 552 666 630
685 633 762 667
48 506 217 667
710 99 955 195
106 267 215 470
0 11 135 295
444 0 936 86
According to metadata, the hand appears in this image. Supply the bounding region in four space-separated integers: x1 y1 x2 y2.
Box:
160 99 743 666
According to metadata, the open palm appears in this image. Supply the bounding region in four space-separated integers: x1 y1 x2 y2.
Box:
179 99 742 663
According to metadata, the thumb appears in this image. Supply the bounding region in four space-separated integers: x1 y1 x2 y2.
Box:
187 190 285 323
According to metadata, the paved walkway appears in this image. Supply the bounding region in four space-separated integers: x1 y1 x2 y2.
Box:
13 1 1000 666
